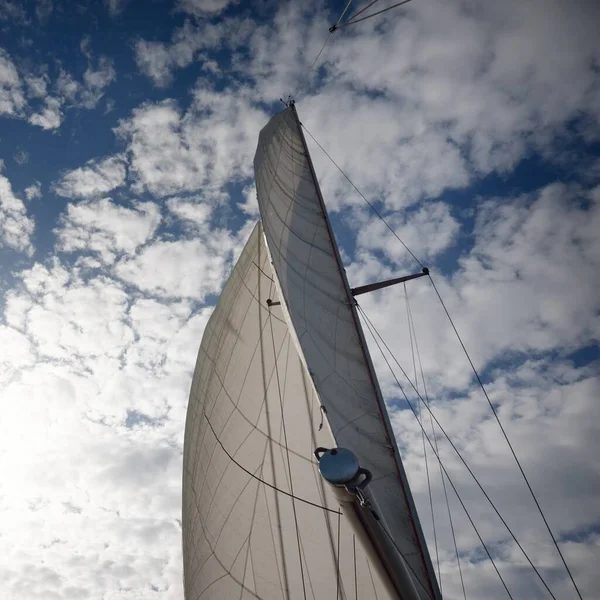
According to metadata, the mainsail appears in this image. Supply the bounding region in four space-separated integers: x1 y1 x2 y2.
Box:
182 106 441 599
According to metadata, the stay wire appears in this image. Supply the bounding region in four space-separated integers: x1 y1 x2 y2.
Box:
406 294 467 600
358 306 514 599
300 124 424 269
338 0 414 29
405 282 441 590
427 274 584 600
293 0 353 100
357 305 559 600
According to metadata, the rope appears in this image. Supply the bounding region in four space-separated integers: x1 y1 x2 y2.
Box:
357 305 559 599
407 293 467 600
427 274 583 600
359 307 514 599
204 413 341 515
405 282 441 589
339 0 413 28
304 121 577 598
293 0 353 100
300 123 424 268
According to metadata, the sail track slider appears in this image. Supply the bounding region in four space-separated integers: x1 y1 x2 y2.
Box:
351 267 429 297
266 299 281 307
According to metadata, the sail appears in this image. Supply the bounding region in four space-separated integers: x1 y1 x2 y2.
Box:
253 106 441 599
183 223 396 599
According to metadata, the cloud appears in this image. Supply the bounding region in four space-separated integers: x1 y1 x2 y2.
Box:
133 19 234 87
24 182 42 201
79 56 116 109
356 201 461 266
0 49 26 117
388 359 600 597
28 96 62 129
176 0 235 17
0 172 35 254
55 198 161 264
35 0 53 22
352 180 600 395
114 235 234 301
105 0 129 17
0 0 26 23
53 155 127 199
25 74 48 98
115 89 267 197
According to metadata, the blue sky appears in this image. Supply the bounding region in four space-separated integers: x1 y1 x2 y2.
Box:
0 0 599 598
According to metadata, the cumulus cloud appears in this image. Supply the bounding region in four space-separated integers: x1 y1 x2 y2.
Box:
115 89 267 197
352 181 600 395
54 155 127 199
105 0 129 16
114 234 234 300
55 198 161 264
0 49 26 117
0 172 35 254
28 96 62 129
133 19 234 87
0 0 26 22
24 182 42 201
177 0 235 16
35 0 53 22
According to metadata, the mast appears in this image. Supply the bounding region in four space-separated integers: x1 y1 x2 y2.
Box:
288 102 441 600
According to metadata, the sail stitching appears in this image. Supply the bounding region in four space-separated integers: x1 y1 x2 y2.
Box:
267 310 308 600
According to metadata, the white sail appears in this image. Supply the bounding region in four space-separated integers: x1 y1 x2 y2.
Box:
183 223 395 599
182 106 441 600
253 106 440 600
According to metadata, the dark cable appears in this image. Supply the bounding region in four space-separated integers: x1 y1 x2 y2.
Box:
359 309 514 599
204 413 341 515
405 282 441 588
340 0 413 28
427 274 583 600
301 124 424 268
407 294 467 600
358 305 558 599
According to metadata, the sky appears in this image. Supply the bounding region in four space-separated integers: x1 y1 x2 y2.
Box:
0 0 599 598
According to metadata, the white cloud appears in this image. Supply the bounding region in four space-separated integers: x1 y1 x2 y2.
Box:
79 56 116 109
165 196 212 228
54 155 127 199
176 0 235 17
0 0 26 22
114 234 235 301
28 96 62 130
25 74 48 98
24 182 42 201
35 0 53 22
115 90 267 198
0 172 35 254
55 198 161 264
0 49 25 117
352 181 600 395
133 19 232 87
105 0 129 16
356 201 460 266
